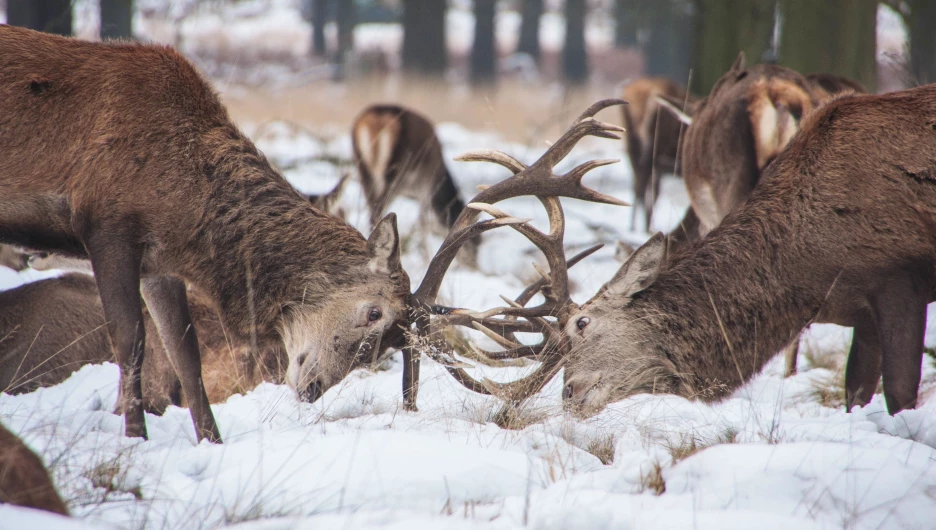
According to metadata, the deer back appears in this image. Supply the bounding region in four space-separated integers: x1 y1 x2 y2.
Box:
682 55 822 232
0 421 69 515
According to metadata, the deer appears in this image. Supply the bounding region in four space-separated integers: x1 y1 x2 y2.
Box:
306 173 350 220
0 26 411 443
0 271 287 413
621 77 694 231
557 83 936 418
676 54 865 375
351 104 480 259
0 421 69 516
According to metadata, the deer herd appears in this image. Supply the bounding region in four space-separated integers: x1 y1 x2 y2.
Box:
1 24 935 516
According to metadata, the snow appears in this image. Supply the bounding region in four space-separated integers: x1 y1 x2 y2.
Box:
4 120 936 530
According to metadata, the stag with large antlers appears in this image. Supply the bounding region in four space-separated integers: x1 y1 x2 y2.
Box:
401 100 630 409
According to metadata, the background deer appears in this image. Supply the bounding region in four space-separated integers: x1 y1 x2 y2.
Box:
561 84 936 418
0 271 286 413
0 26 410 442
352 104 479 258
0 421 69 516
621 77 693 231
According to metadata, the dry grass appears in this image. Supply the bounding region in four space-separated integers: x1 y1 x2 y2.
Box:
638 461 666 495
585 434 616 465
221 78 626 145
664 427 739 464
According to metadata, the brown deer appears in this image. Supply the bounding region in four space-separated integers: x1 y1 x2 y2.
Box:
0 272 286 413
560 84 936 418
621 77 693 230
0 26 410 442
0 421 69 516
351 104 479 253
677 55 865 375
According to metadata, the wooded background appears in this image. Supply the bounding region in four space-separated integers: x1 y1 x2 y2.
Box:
5 0 934 94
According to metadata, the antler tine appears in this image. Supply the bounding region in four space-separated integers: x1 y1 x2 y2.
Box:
514 243 603 306
575 98 629 123
454 149 527 174
562 159 631 207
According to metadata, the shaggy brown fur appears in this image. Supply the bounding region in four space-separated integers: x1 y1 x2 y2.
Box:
564 84 936 417
0 27 410 442
0 421 69 516
0 274 286 412
621 77 693 230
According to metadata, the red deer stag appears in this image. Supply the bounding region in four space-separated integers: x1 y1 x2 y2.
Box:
0 26 410 442
621 77 693 230
0 271 287 413
561 84 936 417
352 104 479 258
0 421 69 516
399 100 629 409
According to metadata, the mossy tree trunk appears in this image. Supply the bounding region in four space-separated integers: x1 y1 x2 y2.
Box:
563 0 588 84
402 0 448 77
517 0 543 62
691 0 775 94
777 0 877 92
471 0 497 85
7 0 72 35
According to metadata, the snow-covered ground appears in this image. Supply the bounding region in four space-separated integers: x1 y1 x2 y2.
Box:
3 122 936 530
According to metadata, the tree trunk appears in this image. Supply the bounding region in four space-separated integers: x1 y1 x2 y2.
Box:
517 0 542 61
471 0 497 85
777 0 877 92
691 0 775 94
645 0 694 81
334 0 355 80
7 0 72 35
311 0 328 57
402 0 448 77
563 0 588 84
614 0 639 48
907 0 936 85
100 0 133 40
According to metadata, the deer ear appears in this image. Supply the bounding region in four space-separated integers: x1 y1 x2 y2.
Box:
367 213 402 275
606 232 666 298
730 51 746 72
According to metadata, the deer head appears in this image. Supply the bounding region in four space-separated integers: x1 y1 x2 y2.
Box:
283 213 410 401
401 100 630 408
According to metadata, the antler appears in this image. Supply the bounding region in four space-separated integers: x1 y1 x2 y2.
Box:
402 99 629 409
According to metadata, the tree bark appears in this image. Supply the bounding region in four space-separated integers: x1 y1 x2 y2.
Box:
645 0 694 81
100 0 133 40
692 0 775 94
563 0 588 84
517 0 542 61
614 0 640 48
777 0 877 92
471 0 497 85
311 0 328 57
906 0 936 85
334 0 356 80
402 0 448 77
7 0 72 35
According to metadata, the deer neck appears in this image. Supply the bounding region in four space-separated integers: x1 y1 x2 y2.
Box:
639 201 841 399
185 131 370 345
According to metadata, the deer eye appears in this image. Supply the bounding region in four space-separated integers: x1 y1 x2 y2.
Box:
368 307 383 323
576 317 590 332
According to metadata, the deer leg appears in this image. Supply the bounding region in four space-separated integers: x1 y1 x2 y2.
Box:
874 276 927 415
84 229 147 439
782 333 801 377
142 276 221 443
402 347 420 411
844 313 881 410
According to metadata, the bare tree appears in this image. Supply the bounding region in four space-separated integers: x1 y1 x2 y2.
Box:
905 0 936 85
311 0 328 57
100 0 133 39
692 0 774 94
563 0 588 84
471 0 497 85
7 0 72 35
334 0 356 79
517 0 543 61
614 0 639 48
402 0 448 76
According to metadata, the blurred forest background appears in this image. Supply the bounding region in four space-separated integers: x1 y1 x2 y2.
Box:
0 1 931 139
